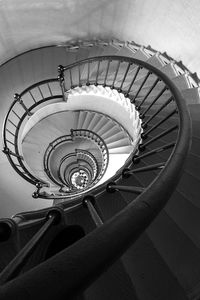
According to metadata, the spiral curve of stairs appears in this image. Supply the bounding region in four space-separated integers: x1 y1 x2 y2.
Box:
0 40 199 300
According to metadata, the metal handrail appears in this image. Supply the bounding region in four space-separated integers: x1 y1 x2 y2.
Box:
2 78 61 185
1 56 187 206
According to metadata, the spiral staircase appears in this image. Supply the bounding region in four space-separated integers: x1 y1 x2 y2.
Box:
0 40 199 300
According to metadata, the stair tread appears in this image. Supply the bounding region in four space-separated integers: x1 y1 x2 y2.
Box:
181 87 200 104
159 63 178 79
146 54 165 69
117 45 138 57
165 190 200 249
131 48 149 61
147 210 200 294
122 232 188 300
85 259 138 300
172 74 191 90
175 171 200 208
108 145 133 154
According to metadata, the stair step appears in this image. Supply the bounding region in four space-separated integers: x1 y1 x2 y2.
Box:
138 147 171 165
77 111 88 129
109 145 133 154
147 127 178 143
190 136 200 157
172 74 191 90
159 62 178 79
116 44 138 57
165 190 200 249
146 210 200 296
97 120 117 137
119 173 145 204
92 115 108 133
104 131 128 145
176 171 200 209
86 113 102 132
181 87 200 105
81 111 94 130
122 232 187 300
184 152 200 178
144 112 178 129
146 54 165 69
131 48 149 61
85 259 138 300
188 104 200 122
124 163 162 188
101 125 122 140
107 137 131 149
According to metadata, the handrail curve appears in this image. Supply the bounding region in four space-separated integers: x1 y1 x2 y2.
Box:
0 56 191 299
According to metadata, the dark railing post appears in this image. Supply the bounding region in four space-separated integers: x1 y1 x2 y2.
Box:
0 219 17 243
58 65 66 101
0 207 63 285
107 182 144 194
14 93 32 116
83 196 103 227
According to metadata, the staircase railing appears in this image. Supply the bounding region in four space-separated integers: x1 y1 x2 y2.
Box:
0 56 191 299
2 56 182 200
2 78 62 185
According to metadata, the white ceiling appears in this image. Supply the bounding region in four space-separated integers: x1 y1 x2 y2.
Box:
0 0 199 217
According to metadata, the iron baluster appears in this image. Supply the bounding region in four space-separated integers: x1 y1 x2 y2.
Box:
37 86 44 99
83 197 103 227
6 140 15 146
0 208 62 285
140 86 168 118
142 109 177 137
11 110 21 119
103 59 110 86
5 128 15 137
29 90 36 103
132 71 152 102
7 119 17 128
47 83 53 96
139 125 178 151
2 148 23 160
14 94 32 117
111 60 121 88
132 142 175 163
126 65 141 96
78 63 81 86
119 62 131 91
86 62 90 86
107 182 144 194
69 68 73 87
58 65 66 101
137 78 160 108
122 162 165 178
95 60 101 86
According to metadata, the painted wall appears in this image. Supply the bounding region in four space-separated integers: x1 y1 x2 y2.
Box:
0 0 199 74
